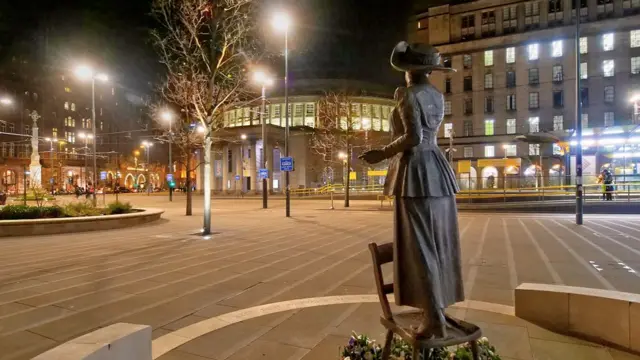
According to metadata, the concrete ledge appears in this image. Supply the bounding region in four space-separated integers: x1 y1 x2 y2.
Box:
32 323 151 360
515 283 640 354
0 208 164 237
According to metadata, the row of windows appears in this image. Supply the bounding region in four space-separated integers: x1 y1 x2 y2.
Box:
445 57 639 96
0 121 15 133
464 143 543 158
446 111 619 140
446 30 640 71
63 117 94 129
445 85 621 117
224 103 394 131
454 0 639 41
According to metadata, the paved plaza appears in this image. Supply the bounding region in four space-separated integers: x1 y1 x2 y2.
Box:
1 195 640 359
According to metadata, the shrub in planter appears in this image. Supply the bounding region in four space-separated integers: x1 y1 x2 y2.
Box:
340 333 500 360
0 205 64 220
63 201 103 217
106 201 133 215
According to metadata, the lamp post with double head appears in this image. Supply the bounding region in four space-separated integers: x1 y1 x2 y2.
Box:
74 65 108 206
161 110 174 201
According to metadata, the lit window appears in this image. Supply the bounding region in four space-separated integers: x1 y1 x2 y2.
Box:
553 115 564 130
529 92 539 109
504 144 517 157
484 145 495 157
64 87 71 93
52 128 57 138
506 118 516 134
632 57 640 74
529 116 540 132
484 119 495 135
580 62 588 79
111 88 115 95
581 113 589 129
580 37 588 54
506 47 516 63
506 95 516 111
551 40 563 57
604 111 614 127
463 54 472 68
603 60 615 77
553 65 563 81
528 43 539 60
632 30 640 48
444 123 453 138
529 144 540 155
464 147 473 158
602 33 614 51
444 101 452 115
71 103 76 111
484 73 493 89
64 102 69 110
484 50 494 66
604 85 615 103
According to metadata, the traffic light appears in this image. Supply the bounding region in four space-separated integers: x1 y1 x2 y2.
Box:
168 181 176 189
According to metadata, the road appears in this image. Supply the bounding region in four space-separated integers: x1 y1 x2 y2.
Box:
0 194 639 359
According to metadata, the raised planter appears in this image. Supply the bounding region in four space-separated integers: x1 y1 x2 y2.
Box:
515 283 640 355
0 208 164 237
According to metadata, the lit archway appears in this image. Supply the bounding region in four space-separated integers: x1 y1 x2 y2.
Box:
137 174 146 188
124 174 135 188
481 166 499 189
459 166 477 190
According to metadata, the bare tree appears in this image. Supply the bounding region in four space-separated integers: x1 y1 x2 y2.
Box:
151 0 258 234
311 92 383 207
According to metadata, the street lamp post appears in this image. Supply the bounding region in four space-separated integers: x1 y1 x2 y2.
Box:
253 71 274 209
161 111 174 201
575 15 584 225
239 134 247 196
75 65 108 207
273 11 291 217
78 133 93 190
45 137 57 195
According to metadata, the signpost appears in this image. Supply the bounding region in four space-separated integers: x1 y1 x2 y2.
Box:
259 168 269 180
280 157 294 172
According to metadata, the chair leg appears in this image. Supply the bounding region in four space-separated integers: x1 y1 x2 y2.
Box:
471 340 480 360
381 330 393 360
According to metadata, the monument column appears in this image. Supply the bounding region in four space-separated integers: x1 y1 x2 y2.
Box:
29 111 42 188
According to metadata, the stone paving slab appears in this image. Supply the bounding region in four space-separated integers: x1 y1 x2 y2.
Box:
1 196 640 358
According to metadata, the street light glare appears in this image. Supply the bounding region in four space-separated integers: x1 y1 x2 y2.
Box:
161 111 173 122
241 134 248 140
631 94 640 103
95 73 109 82
75 65 94 80
0 97 12 105
272 12 291 32
197 125 205 133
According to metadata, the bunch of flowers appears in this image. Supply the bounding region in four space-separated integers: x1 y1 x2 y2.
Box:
341 334 501 360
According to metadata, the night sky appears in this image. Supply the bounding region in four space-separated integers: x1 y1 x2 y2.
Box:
0 0 412 92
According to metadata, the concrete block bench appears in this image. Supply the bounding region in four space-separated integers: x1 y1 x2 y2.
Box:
32 323 151 360
515 283 640 355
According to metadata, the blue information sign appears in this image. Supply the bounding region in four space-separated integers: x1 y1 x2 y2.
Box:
100 171 107 181
166 173 174 182
235 175 241 181
280 157 294 172
259 168 269 179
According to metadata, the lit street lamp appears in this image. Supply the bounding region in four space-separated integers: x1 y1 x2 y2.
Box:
272 11 292 217
161 110 174 201
253 70 274 209
141 141 153 196
631 94 640 124
0 97 12 106
75 65 109 206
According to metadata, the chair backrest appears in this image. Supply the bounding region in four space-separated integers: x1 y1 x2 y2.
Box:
368 242 394 320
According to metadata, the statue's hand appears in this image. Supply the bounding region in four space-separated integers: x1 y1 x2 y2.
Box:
359 150 386 164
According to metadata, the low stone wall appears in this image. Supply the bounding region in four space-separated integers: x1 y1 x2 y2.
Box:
515 283 640 354
32 323 151 360
0 208 164 237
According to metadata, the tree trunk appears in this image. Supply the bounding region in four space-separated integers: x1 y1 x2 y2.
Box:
186 150 193 216
202 133 213 235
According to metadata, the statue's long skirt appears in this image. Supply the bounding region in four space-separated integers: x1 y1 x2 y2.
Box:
393 196 464 317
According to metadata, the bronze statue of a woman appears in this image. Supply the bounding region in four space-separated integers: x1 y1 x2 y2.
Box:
360 42 463 339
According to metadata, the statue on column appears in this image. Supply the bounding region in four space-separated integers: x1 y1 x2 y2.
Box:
360 42 463 338
29 110 42 188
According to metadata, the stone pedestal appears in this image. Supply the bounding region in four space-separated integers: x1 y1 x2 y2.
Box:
28 111 42 188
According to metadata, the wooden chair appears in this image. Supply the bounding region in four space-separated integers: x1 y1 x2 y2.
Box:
368 242 482 360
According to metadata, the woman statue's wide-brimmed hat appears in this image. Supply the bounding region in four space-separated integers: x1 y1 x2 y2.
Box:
390 41 455 72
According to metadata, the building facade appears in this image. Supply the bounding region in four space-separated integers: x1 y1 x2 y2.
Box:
410 0 640 189
197 80 395 193
0 55 149 195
